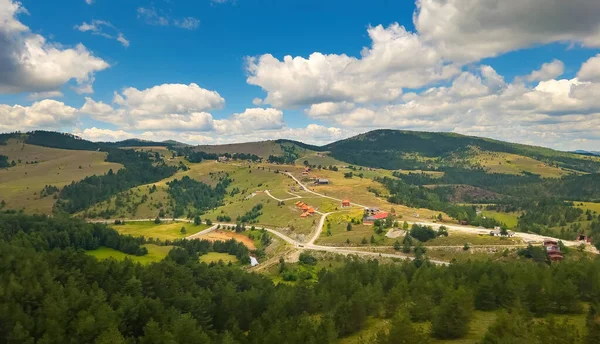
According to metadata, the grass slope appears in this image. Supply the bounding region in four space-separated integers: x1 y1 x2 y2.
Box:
87 244 172 264
199 252 239 264
0 139 122 214
112 221 209 240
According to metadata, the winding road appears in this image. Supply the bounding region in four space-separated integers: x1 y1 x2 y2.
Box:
91 171 595 267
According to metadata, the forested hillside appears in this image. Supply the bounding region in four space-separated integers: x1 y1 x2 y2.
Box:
1 213 600 343
323 130 600 173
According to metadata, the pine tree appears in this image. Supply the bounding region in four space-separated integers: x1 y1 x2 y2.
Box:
475 274 497 310
431 287 474 339
585 302 600 344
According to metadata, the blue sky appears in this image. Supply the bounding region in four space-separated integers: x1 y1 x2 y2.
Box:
2 0 600 150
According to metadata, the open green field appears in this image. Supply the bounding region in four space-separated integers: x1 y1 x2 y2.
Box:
575 201 600 214
316 210 395 246
205 193 319 239
199 252 239 264
294 151 345 167
0 140 123 214
111 221 209 240
481 210 520 228
425 232 523 246
87 244 172 264
472 151 569 178
339 310 587 344
283 165 445 222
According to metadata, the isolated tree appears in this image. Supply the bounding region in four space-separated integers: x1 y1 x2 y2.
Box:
403 221 409 230
206 219 212 226
154 216 161 224
393 240 401 251
180 227 186 234
437 213 443 222
347 223 352 231
370 235 376 244
385 213 394 228
361 237 368 245
194 215 201 226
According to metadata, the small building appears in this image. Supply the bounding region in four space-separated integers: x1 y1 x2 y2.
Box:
577 234 593 244
543 239 564 262
307 207 315 214
314 178 329 185
460 220 469 225
363 212 389 225
217 156 229 163
341 199 351 207
300 212 308 218
301 204 309 211
366 207 380 216
490 229 515 237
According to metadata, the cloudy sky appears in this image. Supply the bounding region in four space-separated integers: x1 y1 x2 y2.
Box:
1 0 600 150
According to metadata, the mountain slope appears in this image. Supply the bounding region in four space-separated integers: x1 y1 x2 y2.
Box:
323 129 600 173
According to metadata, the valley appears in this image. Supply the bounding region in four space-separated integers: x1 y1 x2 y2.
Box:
2 129 600 343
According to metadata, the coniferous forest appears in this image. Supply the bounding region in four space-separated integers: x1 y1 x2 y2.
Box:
2 212 600 343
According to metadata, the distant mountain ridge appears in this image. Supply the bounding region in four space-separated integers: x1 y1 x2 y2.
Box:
2 129 599 173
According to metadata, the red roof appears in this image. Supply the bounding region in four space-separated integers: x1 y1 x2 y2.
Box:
370 212 389 220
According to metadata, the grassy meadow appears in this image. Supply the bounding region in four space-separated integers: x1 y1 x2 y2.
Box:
111 221 209 240
481 210 520 228
472 151 569 178
0 140 122 214
199 252 239 264
87 244 172 264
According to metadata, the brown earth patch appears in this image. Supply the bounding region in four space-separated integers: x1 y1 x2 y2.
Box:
198 230 256 250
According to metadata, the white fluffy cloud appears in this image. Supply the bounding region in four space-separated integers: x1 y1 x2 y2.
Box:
577 54 600 82
526 60 565 82
0 100 79 131
81 83 225 131
304 63 600 150
74 20 130 47
415 0 600 62
214 108 284 133
246 23 459 108
0 0 109 95
74 124 348 146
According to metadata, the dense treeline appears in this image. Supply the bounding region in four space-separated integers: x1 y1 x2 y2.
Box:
268 144 301 164
172 147 261 163
167 175 232 218
2 213 600 343
56 149 177 213
0 212 147 255
167 237 251 265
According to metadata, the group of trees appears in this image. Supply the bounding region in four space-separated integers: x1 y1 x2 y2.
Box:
0 154 9 168
409 224 447 242
3 212 600 343
184 150 261 163
167 175 232 218
237 203 263 224
377 176 504 228
267 144 301 164
56 148 177 213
